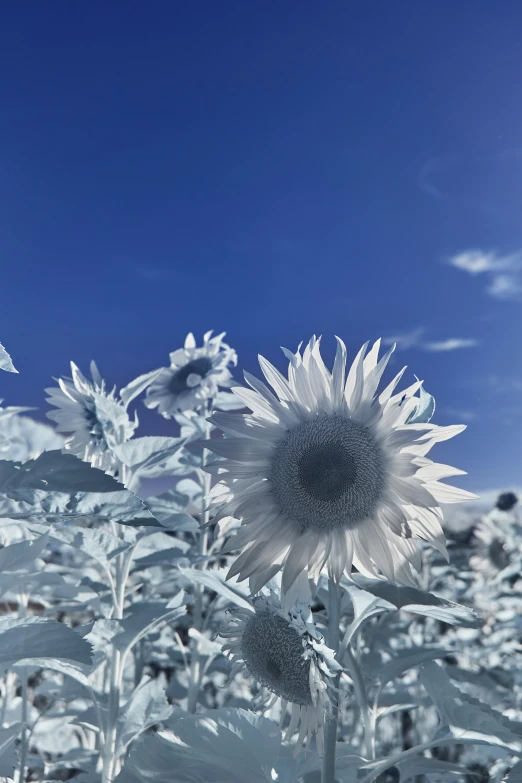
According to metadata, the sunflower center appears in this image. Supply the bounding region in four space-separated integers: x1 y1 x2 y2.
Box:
298 443 357 502
169 357 213 394
240 612 312 706
271 415 386 532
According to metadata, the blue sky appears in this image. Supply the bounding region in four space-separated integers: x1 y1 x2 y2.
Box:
1 1 522 493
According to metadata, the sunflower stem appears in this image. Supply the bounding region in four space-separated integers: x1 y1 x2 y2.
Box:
321 580 341 783
188 408 212 714
344 645 374 759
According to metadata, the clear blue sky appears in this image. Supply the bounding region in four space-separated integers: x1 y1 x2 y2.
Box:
1 1 522 493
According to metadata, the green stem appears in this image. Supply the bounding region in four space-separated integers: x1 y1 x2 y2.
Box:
344 646 374 759
18 668 28 783
321 581 341 783
187 410 212 714
101 542 135 783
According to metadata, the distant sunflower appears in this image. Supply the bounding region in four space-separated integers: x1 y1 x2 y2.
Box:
220 593 338 755
46 361 137 476
145 331 237 416
205 337 475 591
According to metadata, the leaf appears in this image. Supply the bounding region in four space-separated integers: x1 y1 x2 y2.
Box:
397 756 470 781
0 450 120 493
341 584 395 647
117 676 172 753
113 437 184 478
0 413 63 463
0 532 50 572
0 342 17 373
144 490 198 532
132 547 189 570
419 661 522 747
0 617 93 673
112 593 187 657
401 602 480 626
115 708 281 783
0 570 67 600
40 525 130 571
120 369 162 408
178 566 252 610
379 646 452 690
349 576 480 627
1 477 158 530
13 657 93 687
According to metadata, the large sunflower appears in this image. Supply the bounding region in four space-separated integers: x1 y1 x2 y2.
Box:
205 337 475 592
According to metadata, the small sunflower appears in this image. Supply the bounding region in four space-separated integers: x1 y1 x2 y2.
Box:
144 331 237 417
205 337 476 592
470 502 517 578
46 361 137 476
220 593 338 755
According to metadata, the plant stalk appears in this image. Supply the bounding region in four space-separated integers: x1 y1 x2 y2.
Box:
187 411 212 713
321 580 341 783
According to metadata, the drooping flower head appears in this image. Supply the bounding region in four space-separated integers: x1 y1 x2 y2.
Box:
205 337 476 592
220 592 338 755
46 361 137 476
470 496 519 578
144 331 237 417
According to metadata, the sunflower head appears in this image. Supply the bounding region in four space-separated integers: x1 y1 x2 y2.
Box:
145 331 237 416
46 361 136 475
220 593 336 755
205 336 476 592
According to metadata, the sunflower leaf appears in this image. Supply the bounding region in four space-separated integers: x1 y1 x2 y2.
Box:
420 661 522 747
0 617 93 674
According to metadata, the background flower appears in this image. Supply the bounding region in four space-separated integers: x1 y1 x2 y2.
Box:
46 361 137 476
144 331 237 417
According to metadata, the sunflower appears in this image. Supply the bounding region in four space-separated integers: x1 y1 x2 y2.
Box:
46 361 137 476
220 592 338 755
205 337 475 592
144 331 237 417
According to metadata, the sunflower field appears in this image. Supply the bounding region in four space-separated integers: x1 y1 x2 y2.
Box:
0 334 521 783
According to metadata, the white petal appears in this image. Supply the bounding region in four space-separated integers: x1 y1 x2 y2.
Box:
258 355 294 401
345 341 369 410
422 481 478 503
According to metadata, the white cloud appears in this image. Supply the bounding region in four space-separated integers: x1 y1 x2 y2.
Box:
485 274 522 301
383 328 480 353
422 338 481 352
446 249 522 301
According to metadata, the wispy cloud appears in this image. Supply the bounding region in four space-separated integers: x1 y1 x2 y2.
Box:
424 338 480 352
446 249 522 302
383 327 481 353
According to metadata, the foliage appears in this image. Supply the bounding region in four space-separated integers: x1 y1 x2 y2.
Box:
0 334 520 783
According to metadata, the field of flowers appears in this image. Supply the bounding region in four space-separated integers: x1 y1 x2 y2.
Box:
0 333 521 783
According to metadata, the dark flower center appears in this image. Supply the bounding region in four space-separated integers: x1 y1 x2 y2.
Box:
298 443 358 503
169 357 213 394
241 612 312 706
271 415 386 532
